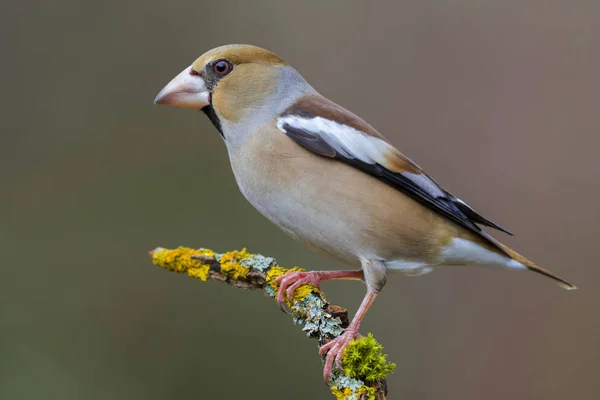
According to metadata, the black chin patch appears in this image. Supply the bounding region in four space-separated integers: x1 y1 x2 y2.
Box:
201 104 224 138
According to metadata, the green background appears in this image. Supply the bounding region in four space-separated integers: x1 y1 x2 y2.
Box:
2 1 599 399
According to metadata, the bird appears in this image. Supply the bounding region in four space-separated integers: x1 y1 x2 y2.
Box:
154 44 576 381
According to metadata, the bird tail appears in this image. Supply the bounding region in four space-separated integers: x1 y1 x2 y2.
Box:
496 242 577 290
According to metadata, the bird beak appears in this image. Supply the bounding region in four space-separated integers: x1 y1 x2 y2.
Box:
153 66 210 109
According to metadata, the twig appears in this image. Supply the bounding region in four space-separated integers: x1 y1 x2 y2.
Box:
149 246 395 400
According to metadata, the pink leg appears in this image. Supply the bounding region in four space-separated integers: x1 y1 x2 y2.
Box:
319 289 378 382
274 270 363 311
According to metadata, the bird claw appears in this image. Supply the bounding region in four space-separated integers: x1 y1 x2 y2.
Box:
274 271 324 312
319 327 360 383
273 270 365 382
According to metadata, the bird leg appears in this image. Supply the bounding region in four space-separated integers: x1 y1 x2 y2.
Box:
274 270 363 311
319 289 378 382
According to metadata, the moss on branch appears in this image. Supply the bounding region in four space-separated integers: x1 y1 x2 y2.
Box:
150 246 395 400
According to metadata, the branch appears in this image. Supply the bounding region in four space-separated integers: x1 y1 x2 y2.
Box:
149 247 395 400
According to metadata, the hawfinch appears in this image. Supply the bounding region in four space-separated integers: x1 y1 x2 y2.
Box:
154 44 576 381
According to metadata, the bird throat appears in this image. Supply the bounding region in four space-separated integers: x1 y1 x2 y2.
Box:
202 103 224 138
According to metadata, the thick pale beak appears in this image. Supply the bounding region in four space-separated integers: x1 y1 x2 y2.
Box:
153 66 210 109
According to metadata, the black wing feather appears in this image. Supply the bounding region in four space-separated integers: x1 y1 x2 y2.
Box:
282 122 512 255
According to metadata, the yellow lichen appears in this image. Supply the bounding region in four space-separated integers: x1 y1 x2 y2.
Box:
290 283 318 303
331 383 376 400
151 246 214 281
357 385 376 400
264 265 321 306
187 267 211 281
151 247 388 398
265 265 298 289
218 248 252 280
330 386 352 399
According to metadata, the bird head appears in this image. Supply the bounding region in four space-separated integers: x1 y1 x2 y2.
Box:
154 44 309 139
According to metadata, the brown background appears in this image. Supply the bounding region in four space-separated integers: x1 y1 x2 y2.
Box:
1 0 599 399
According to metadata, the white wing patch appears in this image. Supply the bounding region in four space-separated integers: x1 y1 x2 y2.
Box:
277 115 391 165
277 115 446 197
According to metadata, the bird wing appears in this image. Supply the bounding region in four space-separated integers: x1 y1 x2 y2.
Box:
277 95 512 253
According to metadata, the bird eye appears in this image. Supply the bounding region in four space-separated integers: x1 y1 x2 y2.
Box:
213 59 232 76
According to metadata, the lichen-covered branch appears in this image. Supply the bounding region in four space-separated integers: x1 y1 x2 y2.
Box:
149 247 395 400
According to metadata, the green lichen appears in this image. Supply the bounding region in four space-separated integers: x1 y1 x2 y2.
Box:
319 315 345 337
264 284 276 298
294 293 344 338
342 333 396 383
241 254 275 272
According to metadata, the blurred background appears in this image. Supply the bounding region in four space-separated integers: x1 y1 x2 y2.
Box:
1 0 599 399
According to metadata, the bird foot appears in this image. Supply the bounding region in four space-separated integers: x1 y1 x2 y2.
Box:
274 271 324 312
319 325 360 382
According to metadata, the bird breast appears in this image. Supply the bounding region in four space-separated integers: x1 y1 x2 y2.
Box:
226 123 455 267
